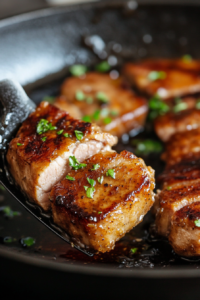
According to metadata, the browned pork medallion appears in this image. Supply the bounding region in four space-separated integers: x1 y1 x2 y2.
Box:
123 58 200 100
6 102 117 211
54 72 148 137
50 150 155 253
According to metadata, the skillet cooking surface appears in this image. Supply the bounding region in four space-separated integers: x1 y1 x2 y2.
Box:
1 1 200 276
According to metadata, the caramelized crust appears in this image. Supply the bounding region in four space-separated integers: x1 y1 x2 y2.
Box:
154 109 200 142
161 128 200 167
155 184 200 236
6 102 117 210
55 72 148 137
123 59 200 99
50 150 155 252
169 202 200 256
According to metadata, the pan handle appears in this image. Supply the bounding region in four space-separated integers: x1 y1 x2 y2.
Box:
0 79 36 151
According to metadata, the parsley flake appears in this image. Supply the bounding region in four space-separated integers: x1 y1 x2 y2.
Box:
69 156 87 170
0 185 5 191
57 129 64 135
97 176 104 184
17 143 23 146
86 187 95 199
148 71 166 81
82 115 92 123
93 110 101 121
131 248 138 254
0 206 21 218
96 91 109 103
182 54 192 62
91 164 100 171
63 133 70 138
95 61 110 73
167 186 172 191
194 220 200 227
196 99 200 110
86 97 93 104
98 211 102 214
69 64 87 77
66 175 75 181
87 178 96 187
173 102 188 113
74 130 84 140
106 169 115 179
132 139 163 156
36 119 57 135
103 117 112 125
110 110 119 116
75 90 85 101
42 96 55 104
21 237 35 247
41 137 47 142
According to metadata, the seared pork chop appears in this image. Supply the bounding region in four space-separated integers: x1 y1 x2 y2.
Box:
123 58 200 99
55 72 148 137
169 202 200 256
6 102 117 211
50 150 155 252
154 109 200 142
161 128 200 167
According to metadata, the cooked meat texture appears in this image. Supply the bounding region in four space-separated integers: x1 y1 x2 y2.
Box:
158 159 200 190
55 72 148 137
155 183 200 237
50 150 155 253
161 128 200 167
169 202 200 256
6 102 117 211
154 109 200 142
123 59 200 99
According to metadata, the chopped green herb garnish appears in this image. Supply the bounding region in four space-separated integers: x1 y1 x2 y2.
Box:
148 71 166 81
173 102 188 113
167 186 171 191
86 96 93 104
86 187 95 199
91 164 100 171
0 206 21 218
131 248 138 254
182 54 192 62
17 143 23 146
66 175 75 181
101 108 110 117
63 133 70 138
75 90 85 101
74 130 84 141
148 95 170 120
0 185 5 191
93 110 101 121
106 169 115 179
4 237 14 243
95 61 110 73
57 129 64 135
96 91 109 103
103 117 112 125
196 99 200 110
98 211 102 214
110 110 119 116
69 156 87 170
87 178 96 187
36 119 57 135
97 176 104 184
69 64 87 77
42 96 55 104
82 115 92 123
194 220 200 227
21 237 35 247
84 186 88 191
132 139 163 156
41 137 47 142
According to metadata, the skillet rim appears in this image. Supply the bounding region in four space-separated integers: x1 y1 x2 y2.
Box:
1 0 200 277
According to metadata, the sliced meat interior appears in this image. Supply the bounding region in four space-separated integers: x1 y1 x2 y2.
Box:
6 102 117 211
50 150 155 253
54 72 148 137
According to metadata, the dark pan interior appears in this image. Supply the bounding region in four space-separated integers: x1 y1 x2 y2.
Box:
1 1 200 284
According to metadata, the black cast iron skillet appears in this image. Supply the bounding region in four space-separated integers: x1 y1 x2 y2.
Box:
1 1 200 299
